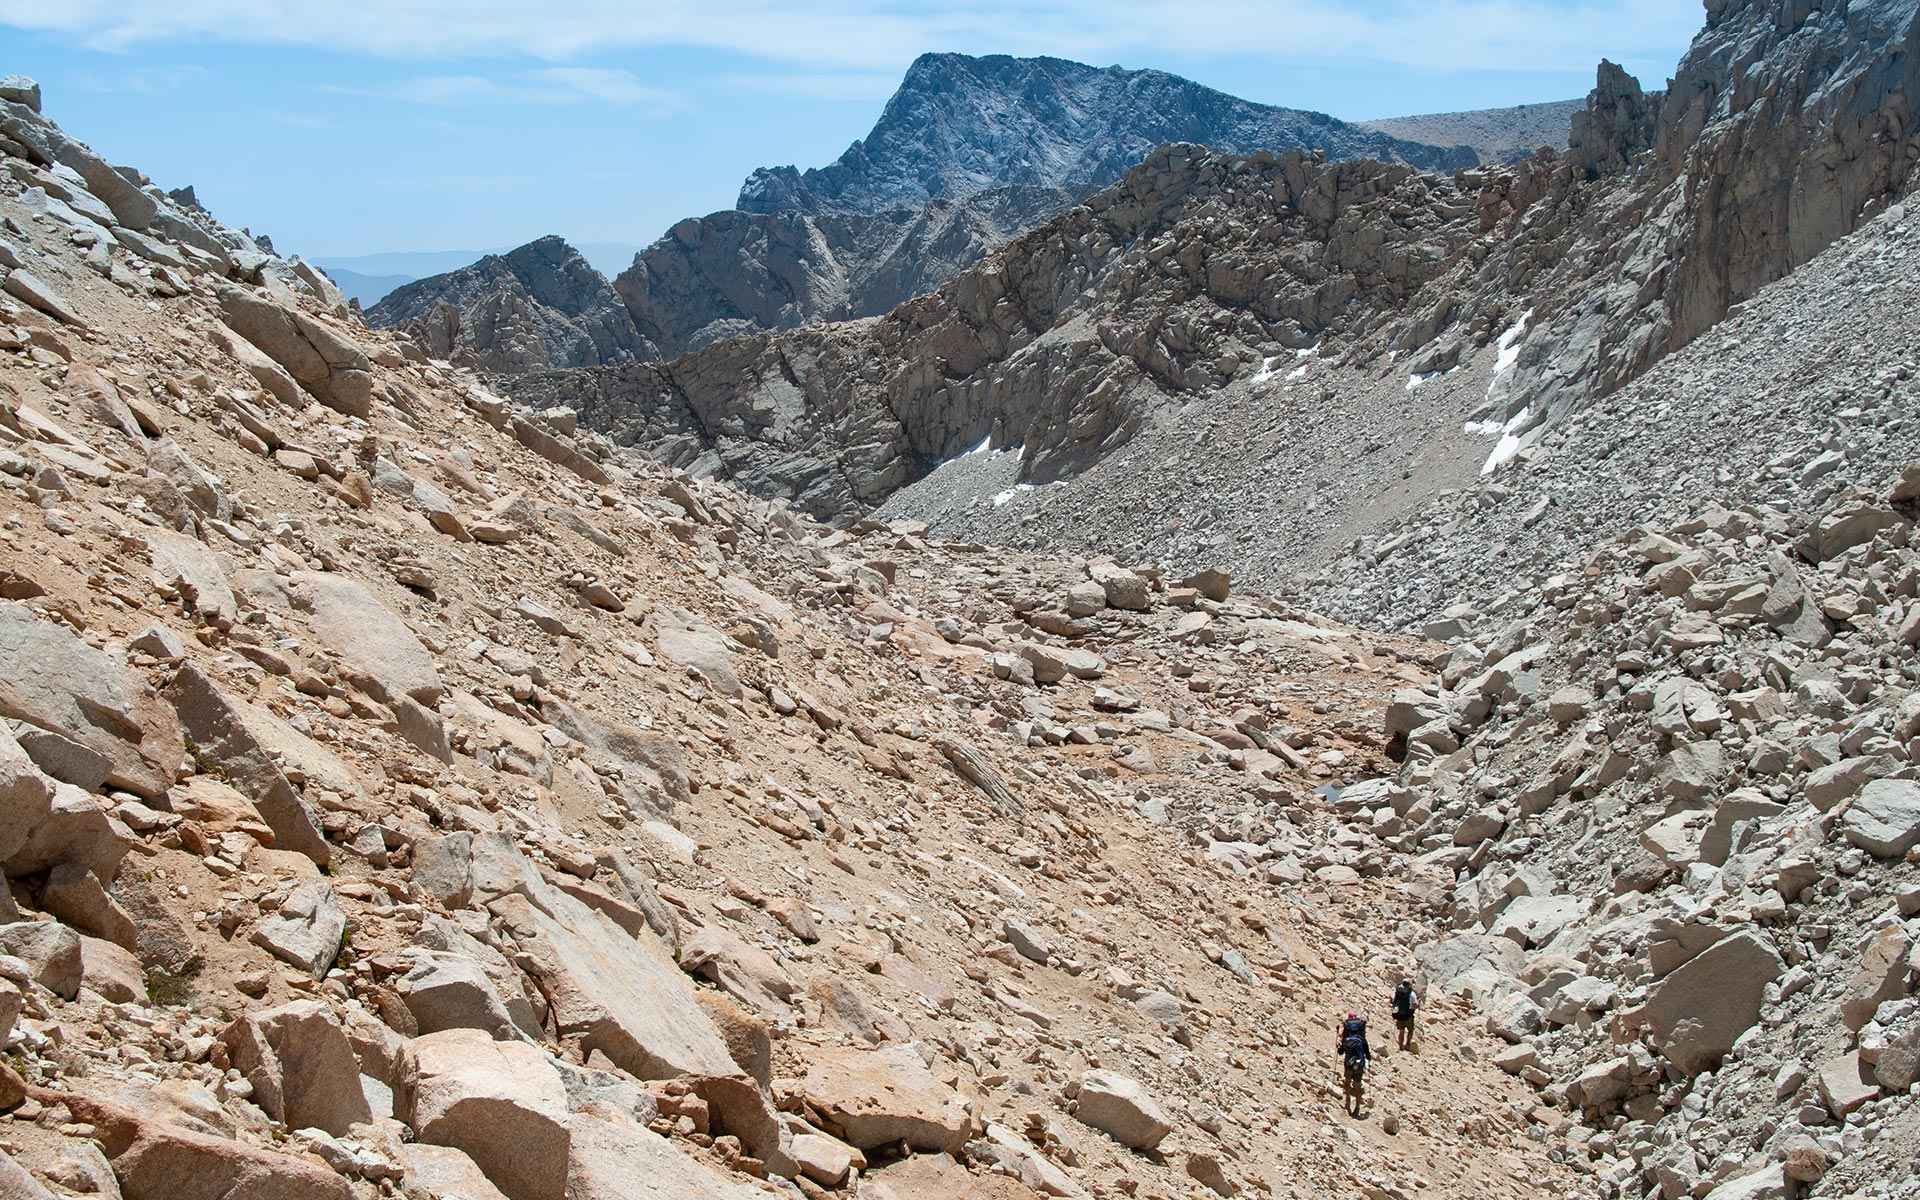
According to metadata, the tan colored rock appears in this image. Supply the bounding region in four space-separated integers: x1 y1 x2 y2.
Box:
0 599 180 798
799 1044 975 1153
249 879 346 979
58 1091 356 1200
0 921 82 999
566 1100 765 1199
1073 1069 1171 1150
401 1144 510 1200
218 287 373 418
163 667 330 864
77 935 143 1003
398 1028 571 1200
855 1152 1044 1199
1815 1051 1879 1118
291 571 445 705
218 1000 372 1135
1841 926 1912 1032
680 924 797 1014
1638 930 1783 1075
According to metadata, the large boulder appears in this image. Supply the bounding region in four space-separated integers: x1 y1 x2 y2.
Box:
0 600 180 798
0 723 51 864
438 834 739 1080
1639 930 1783 1074
856 1152 1046 1199
217 1000 371 1135
566 1100 766 1199
1816 1051 1879 1118
163 667 330 863
400 1145 510 1200
291 572 444 705
398 952 520 1040
1073 1069 1171 1151
1840 779 1920 858
0 922 82 999
799 1044 976 1153
398 1028 571 1200
59 1092 355 1200
1841 926 1913 1032
250 879 347 979
217 288 374 418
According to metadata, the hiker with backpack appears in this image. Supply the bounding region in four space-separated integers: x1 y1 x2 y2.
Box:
1391 978 1419 1050
1336 1010 1370 1116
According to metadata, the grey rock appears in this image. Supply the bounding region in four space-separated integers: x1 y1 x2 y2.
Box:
1840 779 1920 858
250 879 347 978
0 599 180 799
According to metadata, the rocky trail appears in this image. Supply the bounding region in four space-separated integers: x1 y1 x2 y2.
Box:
1 0 1918 1196
0 81 1594 1200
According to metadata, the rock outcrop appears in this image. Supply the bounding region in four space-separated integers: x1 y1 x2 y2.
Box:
369 236 652 371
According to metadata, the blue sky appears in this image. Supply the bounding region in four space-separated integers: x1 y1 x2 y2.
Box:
0 2 1699 262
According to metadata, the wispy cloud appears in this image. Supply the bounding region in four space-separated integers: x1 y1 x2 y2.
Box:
339 67 682 109
72 63 208 93
0 1 1700 77
724 72 902 101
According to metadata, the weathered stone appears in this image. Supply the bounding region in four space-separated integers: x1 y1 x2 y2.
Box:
1639 930 1783 1075
856 1152 1044 1199
400 1144 510 1200
250 879 346 979
0 922 82 999
1073 1069 1171 1150
5 782 132 881
566 1100 765 1199
218 1000 372 1135
163 667 330 864
1840 779 1920 858
60 1091 356 1200
291 572 444 705
680 925 797 1014
1815 1051 1879 1118
218 288 374 418
799 1044 975 1152
654 619 741 697
400 951 520 1040
146 531 238 627
1841 926 1912 1032
0 599 180 798
399 1028 571 1200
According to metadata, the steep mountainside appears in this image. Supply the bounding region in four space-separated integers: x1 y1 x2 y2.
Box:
506 0 1920 573
0 82 1606 1200
508 144 1481 522
1361 98 1586 163
613 184 1076 358
736 52 1476 216
4 63 1920 1200
373 53 1498 370
368 236 654 371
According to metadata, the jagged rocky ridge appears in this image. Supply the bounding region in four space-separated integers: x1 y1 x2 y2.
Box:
0 66 1918 1200
368 236 652 371
734 52 1475 215
505 0 1920 576
371 52 1508 369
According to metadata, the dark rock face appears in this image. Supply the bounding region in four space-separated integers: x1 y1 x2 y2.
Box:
376 54 1488 370
506 144 1478 523
735 52 1475 216
367 237 652 372
613 186 1075 359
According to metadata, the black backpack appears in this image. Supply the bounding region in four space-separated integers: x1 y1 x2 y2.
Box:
1339 1018 1367 1069
1393 984 1415 1019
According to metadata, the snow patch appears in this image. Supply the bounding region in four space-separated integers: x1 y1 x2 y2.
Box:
991 483 1037 507
1469 406 1534 476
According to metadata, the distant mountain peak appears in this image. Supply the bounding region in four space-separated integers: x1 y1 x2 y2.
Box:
736 51 1472 217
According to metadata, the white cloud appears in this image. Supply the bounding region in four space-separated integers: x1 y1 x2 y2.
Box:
723 72 903 101
0 1 1701 77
